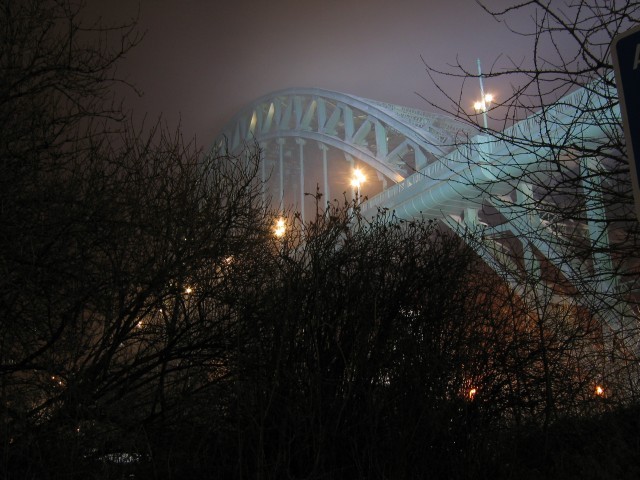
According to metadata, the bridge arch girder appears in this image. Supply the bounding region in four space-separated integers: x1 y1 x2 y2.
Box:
215 87 475 184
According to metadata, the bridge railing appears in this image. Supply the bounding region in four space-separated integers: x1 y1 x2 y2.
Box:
361 138 488 213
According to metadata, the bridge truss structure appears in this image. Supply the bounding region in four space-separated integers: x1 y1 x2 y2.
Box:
214 84 640 340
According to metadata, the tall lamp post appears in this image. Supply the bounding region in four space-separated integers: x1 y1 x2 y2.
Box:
474 58 493 129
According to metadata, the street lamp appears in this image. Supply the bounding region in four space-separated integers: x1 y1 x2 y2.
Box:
474 58 493 129
474 93 493 129
351 168 366 199
468 388 477 400
473 93 493 112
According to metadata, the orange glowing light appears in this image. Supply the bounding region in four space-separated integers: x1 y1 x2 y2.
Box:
468 388 477 400
350 168 366 188
595 385 605 397
274 217 286 237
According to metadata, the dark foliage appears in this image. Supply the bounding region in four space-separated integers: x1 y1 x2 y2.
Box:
1 1 639 479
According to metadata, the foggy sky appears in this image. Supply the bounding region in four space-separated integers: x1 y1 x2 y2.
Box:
87 0 533 148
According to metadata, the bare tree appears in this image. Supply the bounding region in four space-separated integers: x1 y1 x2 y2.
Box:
0 1 273 476
218 197 629 479
4 1 639 478
422 0 640 397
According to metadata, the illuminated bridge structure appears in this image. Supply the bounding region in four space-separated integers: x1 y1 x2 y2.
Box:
214 85 638 335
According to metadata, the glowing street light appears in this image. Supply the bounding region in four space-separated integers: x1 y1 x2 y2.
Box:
473 93 493 113
474 93 493 128
274 217 286 237
468 388 477 400
351 168 366 198
595 385 605 397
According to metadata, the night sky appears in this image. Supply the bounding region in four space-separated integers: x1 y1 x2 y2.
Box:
86 0 533 149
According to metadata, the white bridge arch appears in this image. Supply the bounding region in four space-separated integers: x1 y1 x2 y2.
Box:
214 88 475 216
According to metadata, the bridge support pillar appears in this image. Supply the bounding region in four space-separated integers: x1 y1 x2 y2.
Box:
581 157 616 295
345 154 356 201
319 142 330 207
277 138 285 212
296 138 306 221
259 142 267 207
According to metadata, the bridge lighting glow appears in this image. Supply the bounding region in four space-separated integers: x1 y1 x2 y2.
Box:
351 168 366 197
274 217 286 237
351 168 366 187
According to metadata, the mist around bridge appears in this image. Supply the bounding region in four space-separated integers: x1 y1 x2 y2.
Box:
2 1 640 479
83 0 535 147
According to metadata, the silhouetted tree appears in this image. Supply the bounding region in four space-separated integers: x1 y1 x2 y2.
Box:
422 0 640 409
3 1 639 479
0 1 271 477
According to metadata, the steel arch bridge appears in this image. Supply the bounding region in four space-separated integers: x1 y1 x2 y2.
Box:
213 84 639 336
214 88 477 215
